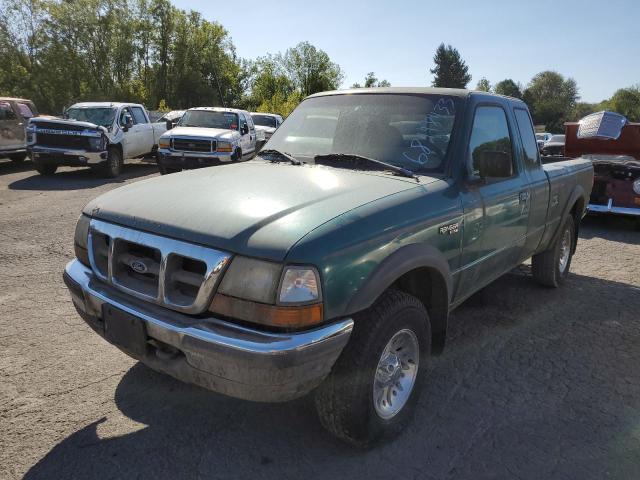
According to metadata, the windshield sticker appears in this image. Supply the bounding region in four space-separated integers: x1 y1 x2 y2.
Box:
402 98 456 167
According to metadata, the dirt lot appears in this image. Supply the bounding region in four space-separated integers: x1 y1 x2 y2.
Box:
1 158 639 480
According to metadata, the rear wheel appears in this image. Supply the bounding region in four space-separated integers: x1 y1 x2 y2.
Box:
100 148 123 178
33 158 57 176
532 216 575 287
315 289 430 447
9 153 27 163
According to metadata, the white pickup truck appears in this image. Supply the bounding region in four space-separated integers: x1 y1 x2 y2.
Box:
27 102 166 177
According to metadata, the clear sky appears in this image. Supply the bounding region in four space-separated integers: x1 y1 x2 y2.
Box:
172 0 639 103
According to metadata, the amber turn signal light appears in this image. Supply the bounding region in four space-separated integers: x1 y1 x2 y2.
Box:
210 294 323 328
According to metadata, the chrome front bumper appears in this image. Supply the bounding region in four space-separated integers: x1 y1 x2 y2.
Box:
29 146 106 164
588 199 640 217
63 259 353 402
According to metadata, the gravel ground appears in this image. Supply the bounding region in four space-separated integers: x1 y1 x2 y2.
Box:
1 158 639 480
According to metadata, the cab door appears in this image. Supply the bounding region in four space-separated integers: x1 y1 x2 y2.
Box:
457 104 530 297
0 101 24 151
130 106 154 154
238 113 254 157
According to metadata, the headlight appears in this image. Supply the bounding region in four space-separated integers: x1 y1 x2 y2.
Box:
158 137 171 149
633 178 640 195
278 266 321 304
88 135 105 151
74 214 91 267
217 141 233 152
209 259 323 328
217 256 281 303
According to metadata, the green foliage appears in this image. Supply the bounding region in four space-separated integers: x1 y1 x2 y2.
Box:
523 71 579 132
430 43 471 88
494 79 522 99
601 85 640 121
352 72 390 88
278 41 344 97
475 77 491 92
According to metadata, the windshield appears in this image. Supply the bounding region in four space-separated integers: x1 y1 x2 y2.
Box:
66 107 116 127
549 135 565 143
535 133 546 140
252 114 277 128
179 110 239 130
265 94 458 173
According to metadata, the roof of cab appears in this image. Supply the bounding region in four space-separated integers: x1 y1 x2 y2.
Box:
69 102 144 108
306 87 525 104
188 106 248 114
0 97 34 103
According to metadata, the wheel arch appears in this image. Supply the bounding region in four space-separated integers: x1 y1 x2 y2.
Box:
558 185 586 254
345 244 452 355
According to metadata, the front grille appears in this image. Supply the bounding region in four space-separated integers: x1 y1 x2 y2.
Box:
172 138 215 153
88 219 231 314
37 133 90 150
32 121 86 131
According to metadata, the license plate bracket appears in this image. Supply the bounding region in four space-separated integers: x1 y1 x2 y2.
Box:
103 304 148 356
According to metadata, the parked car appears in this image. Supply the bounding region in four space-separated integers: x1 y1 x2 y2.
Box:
157 110 185 130
27 102 166 177
156 107 257 174
564 111 640 218
541 134 565 156
535 132 552 151
64 88 593 446
0 97 39 163
250 112 283 149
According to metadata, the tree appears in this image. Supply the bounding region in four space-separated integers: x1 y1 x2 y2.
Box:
475 77 491 92
523 71 579 132
569 102 597 121
603 85 640 121
494 79 522 99
278 41 343 97
430 43 471 88
352 72 390 88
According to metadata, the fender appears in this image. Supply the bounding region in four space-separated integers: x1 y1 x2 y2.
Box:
552 184 586 252
346 243 452 315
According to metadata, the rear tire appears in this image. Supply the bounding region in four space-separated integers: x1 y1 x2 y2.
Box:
532 216 575 287
9 153 27 163
314 289 430 447
101 147 123 178
33 159 57 176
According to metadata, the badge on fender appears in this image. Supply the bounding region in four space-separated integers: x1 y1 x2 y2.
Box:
439 222 459 235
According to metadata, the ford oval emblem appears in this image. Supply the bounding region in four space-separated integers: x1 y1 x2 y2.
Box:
130 260 148 274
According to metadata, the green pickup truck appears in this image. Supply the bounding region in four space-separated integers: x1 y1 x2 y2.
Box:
64 88 593 446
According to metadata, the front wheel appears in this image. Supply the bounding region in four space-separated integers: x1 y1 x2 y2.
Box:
314 289 430 447
33 159 57 176
532 216 575 287
100 148 123 178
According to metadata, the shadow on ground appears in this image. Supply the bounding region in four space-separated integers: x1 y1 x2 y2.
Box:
580 215 639 245
24 269 640 480
0 158 34 175
8 163 156 191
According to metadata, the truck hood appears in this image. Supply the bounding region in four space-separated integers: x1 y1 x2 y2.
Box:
29 117 106 132
84 162 429 261
165 126 235 139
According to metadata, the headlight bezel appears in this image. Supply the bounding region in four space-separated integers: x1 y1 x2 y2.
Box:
217 141 233 152
158 136 171 149
74 214 91 267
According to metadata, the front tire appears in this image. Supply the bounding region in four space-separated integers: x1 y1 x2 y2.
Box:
232 148 242 162
315 289 430 447
532 216 575 287
33 159 57 176
101 147 123 178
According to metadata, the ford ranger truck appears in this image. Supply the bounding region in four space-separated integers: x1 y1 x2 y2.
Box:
64 88 593 446
156 107 257 174
27 102 166 177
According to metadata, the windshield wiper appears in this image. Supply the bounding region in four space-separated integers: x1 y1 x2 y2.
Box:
258 149 304 165
314 153 419 181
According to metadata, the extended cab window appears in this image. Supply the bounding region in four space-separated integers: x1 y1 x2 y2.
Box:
17 103 35 119
131 107 147 124
468 106 514 178
0 102 17 121
514 108 539 166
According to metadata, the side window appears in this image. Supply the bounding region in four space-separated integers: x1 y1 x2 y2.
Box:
239 113 248 133
246 114 255 131
468 106 514 179
17 103 35 119
131 106 147 124
514 108 539 166
0 102 17 121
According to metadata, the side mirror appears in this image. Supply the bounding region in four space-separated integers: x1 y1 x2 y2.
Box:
577 111 628 140
241 124 249 135
123 115 133 131
475 150 513 179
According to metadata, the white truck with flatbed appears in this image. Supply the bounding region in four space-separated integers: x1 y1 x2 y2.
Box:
27 102 166 177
